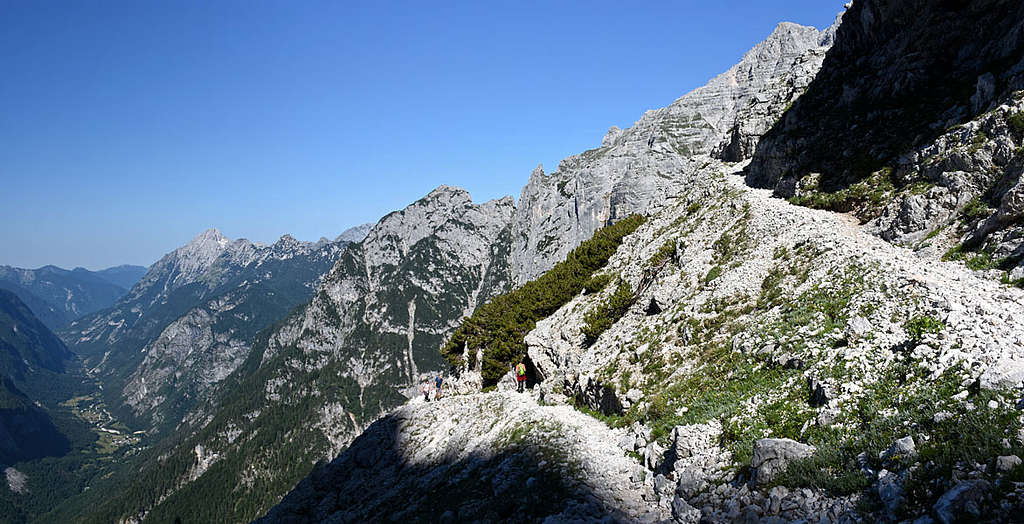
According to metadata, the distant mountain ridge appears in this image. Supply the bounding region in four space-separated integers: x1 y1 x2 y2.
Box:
0 264 148 331
63 228 353 434
93 264 148 290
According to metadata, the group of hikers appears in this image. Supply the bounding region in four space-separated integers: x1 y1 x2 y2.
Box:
421 373 445 402
420 360 529 402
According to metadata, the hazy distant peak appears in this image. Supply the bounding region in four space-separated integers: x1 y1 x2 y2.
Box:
335 223 374 244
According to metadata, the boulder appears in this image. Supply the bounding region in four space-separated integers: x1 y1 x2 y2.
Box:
882 436 917 464
645 441 665 471
752 438 816 485
671 494 701 524
877 469 904 516
979 358 1024 390
933 480 990 524
995 455 1022 472
845 315 873 342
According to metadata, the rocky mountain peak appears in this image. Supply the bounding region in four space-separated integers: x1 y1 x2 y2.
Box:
335 223 374 244
509 18 839 284
273 233 300 249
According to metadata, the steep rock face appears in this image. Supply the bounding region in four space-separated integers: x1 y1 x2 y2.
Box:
510 21 836 283
745 0 1024 197
0 265 134 330
97 188 516 524
64 229 349 432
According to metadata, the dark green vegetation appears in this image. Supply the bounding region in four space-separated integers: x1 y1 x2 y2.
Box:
1008 111 1024 133
649 239 677 268
442 215 646 384
904 315 945 343
787 168 897 219
581 281 635 346
582 274 613 295
959 196 989 223
0 290 121 524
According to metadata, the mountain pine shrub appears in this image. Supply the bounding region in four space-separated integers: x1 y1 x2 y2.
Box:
441 215 646 385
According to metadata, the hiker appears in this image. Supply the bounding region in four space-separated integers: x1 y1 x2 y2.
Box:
515 361 527 393
421 381 431 402
434 373 443 400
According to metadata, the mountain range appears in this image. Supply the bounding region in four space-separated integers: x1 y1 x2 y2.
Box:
0 264 147 331
4 1 1024 523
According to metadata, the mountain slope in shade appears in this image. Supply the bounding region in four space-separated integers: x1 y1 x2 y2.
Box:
0 289 74 465
0 288 74 380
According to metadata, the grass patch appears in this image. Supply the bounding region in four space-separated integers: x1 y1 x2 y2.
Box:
959 196 989 223
703 265 723 284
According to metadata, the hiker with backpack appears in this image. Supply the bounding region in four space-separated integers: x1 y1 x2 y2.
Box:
515 361 527 393
434 373 444 400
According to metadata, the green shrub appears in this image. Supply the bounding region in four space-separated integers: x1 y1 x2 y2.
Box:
1007 111 1024 133
904 315 945 343
582 274 612 295
703 265 723 284
788 167 895 214
581 281 635 346
441 215 646 384
650 239 677 267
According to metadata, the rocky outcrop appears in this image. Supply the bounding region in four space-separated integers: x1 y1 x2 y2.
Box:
747 0 1024 193
510 20 836 283
258 393 669 523
752 438 815 485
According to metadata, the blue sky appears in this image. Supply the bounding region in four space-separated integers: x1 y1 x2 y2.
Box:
1 1 843 270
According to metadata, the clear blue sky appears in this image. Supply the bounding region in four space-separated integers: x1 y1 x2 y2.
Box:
1 1 842 270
